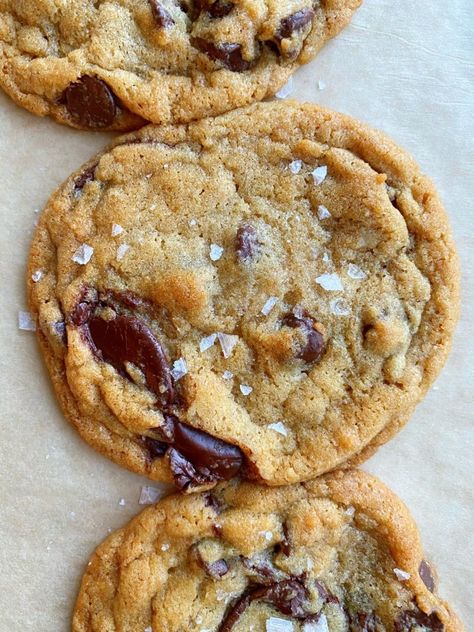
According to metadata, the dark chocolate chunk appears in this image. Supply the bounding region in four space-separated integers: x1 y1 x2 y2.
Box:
62 76 117 128
73 164 97 195
315 581 339 605
395 608 444 632
236 224 260 263
88 314 175 406
149 0 175 27
219 578 312 630
419 560 435 592
350 612 378 632
282 311 325 363
278 8 315 40
191 37 251 71
198 555 229 578
168 447 211 490
206 0 233 18
241 557 282 584
142 435 168 459
204 492 223 513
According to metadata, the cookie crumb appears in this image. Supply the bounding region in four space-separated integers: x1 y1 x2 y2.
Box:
72 243 94 265
18 311 36 331
210 244 224 261
200 333 217 352
171 358 188 381
312 166 328 185
275 77 294 99
261 296 278 316
316 273 343 291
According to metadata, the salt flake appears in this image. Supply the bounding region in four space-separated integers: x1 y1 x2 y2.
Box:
289 160 302 174
200 333 217 352
189 218 197 227
266 617 294 632
18 311 36 331
312 166 327 185
330 298 350 316
118 498 126 507
72 243 94 265
317 205 331 220
217 332 239 359
394 568 411 581
268 422 288 437
275 76 293 99
111 223 123 236
31 270 43 283
171 358 188 381
161 543 170 551
240 384 253 396
318 79 326 91
116 244 130 261
144 627 152 632
345 506 356 517
223 370 234 380
316 273 344 291
139 486 163 505
210 244 224 261
261 296 278 316
303 613 329 632
347 263 367 280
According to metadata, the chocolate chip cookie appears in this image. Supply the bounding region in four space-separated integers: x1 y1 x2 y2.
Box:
72 470 464 631
27 102 459 489
0 0 361 130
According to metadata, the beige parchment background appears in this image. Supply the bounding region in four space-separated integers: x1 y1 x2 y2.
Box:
0 1 473 630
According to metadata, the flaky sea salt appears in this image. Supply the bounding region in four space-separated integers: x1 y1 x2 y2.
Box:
322 251 331 264
345 506 356 516
347 263 367 280
171 358 188 381
111 223 123 236
330 298 350 316
266 617 294 632
316 273 344 291
18 311 36 331
144 627 152 632
139 486 163 505
317 205 331 220
31 270 43 283
189 218 197 227
240 384 253 396
261 531 273 541
275 76 294 99
210 243 224 261
318 79 327 91
218 332 239 358
261 296 278 316
289 159 302 174
161 543 170 552
200 333 217 352
312 166 328 185
72 243 94 265
116 244 130 261
118 498 126 507
268 422 288 437
303 613 329 632
223 370 234 380
394 568 411 581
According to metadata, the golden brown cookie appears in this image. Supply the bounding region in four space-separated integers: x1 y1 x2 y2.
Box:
72 470 464 631
28 102 459 490
0 0 361 130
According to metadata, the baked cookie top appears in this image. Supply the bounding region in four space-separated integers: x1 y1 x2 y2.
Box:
0 0 360 130
28 102 459 489
72 470 463 631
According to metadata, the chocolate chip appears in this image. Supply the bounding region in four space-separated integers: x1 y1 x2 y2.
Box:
394 609 444 632
219 578 312 630
282 311 325 363
88 314 175 406
165 415 243 490
419 560 435 592
315 581 339 605
63 76 117 128
236 224 260 263
206 0 233 18
73 164 97 195
278 8 315 40
204 492 223 513
149 0 175 27
142 435 168 459
191 37 251 71
197 555 229 578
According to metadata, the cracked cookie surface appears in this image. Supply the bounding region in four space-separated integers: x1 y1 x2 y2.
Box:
72 470 464 631
28 101 459 488
0 0 360 129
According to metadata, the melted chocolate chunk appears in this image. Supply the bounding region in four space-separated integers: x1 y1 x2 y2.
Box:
219 578 313 630
191 37 251 71
73 164 97 195
282 311 325 363
62 76 117 128
88 314 174 406
204 492 223 513
419 560 435 592
278 8 315 40
206 0 233 18
350 612 378 632
395 609 444 632
197 555 229 578
241 557 282 584
236 224 260 262
142 435 168 459
315 581 339 605
149 0 175 27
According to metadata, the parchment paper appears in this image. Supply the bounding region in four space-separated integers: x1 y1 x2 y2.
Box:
0 1 472 630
